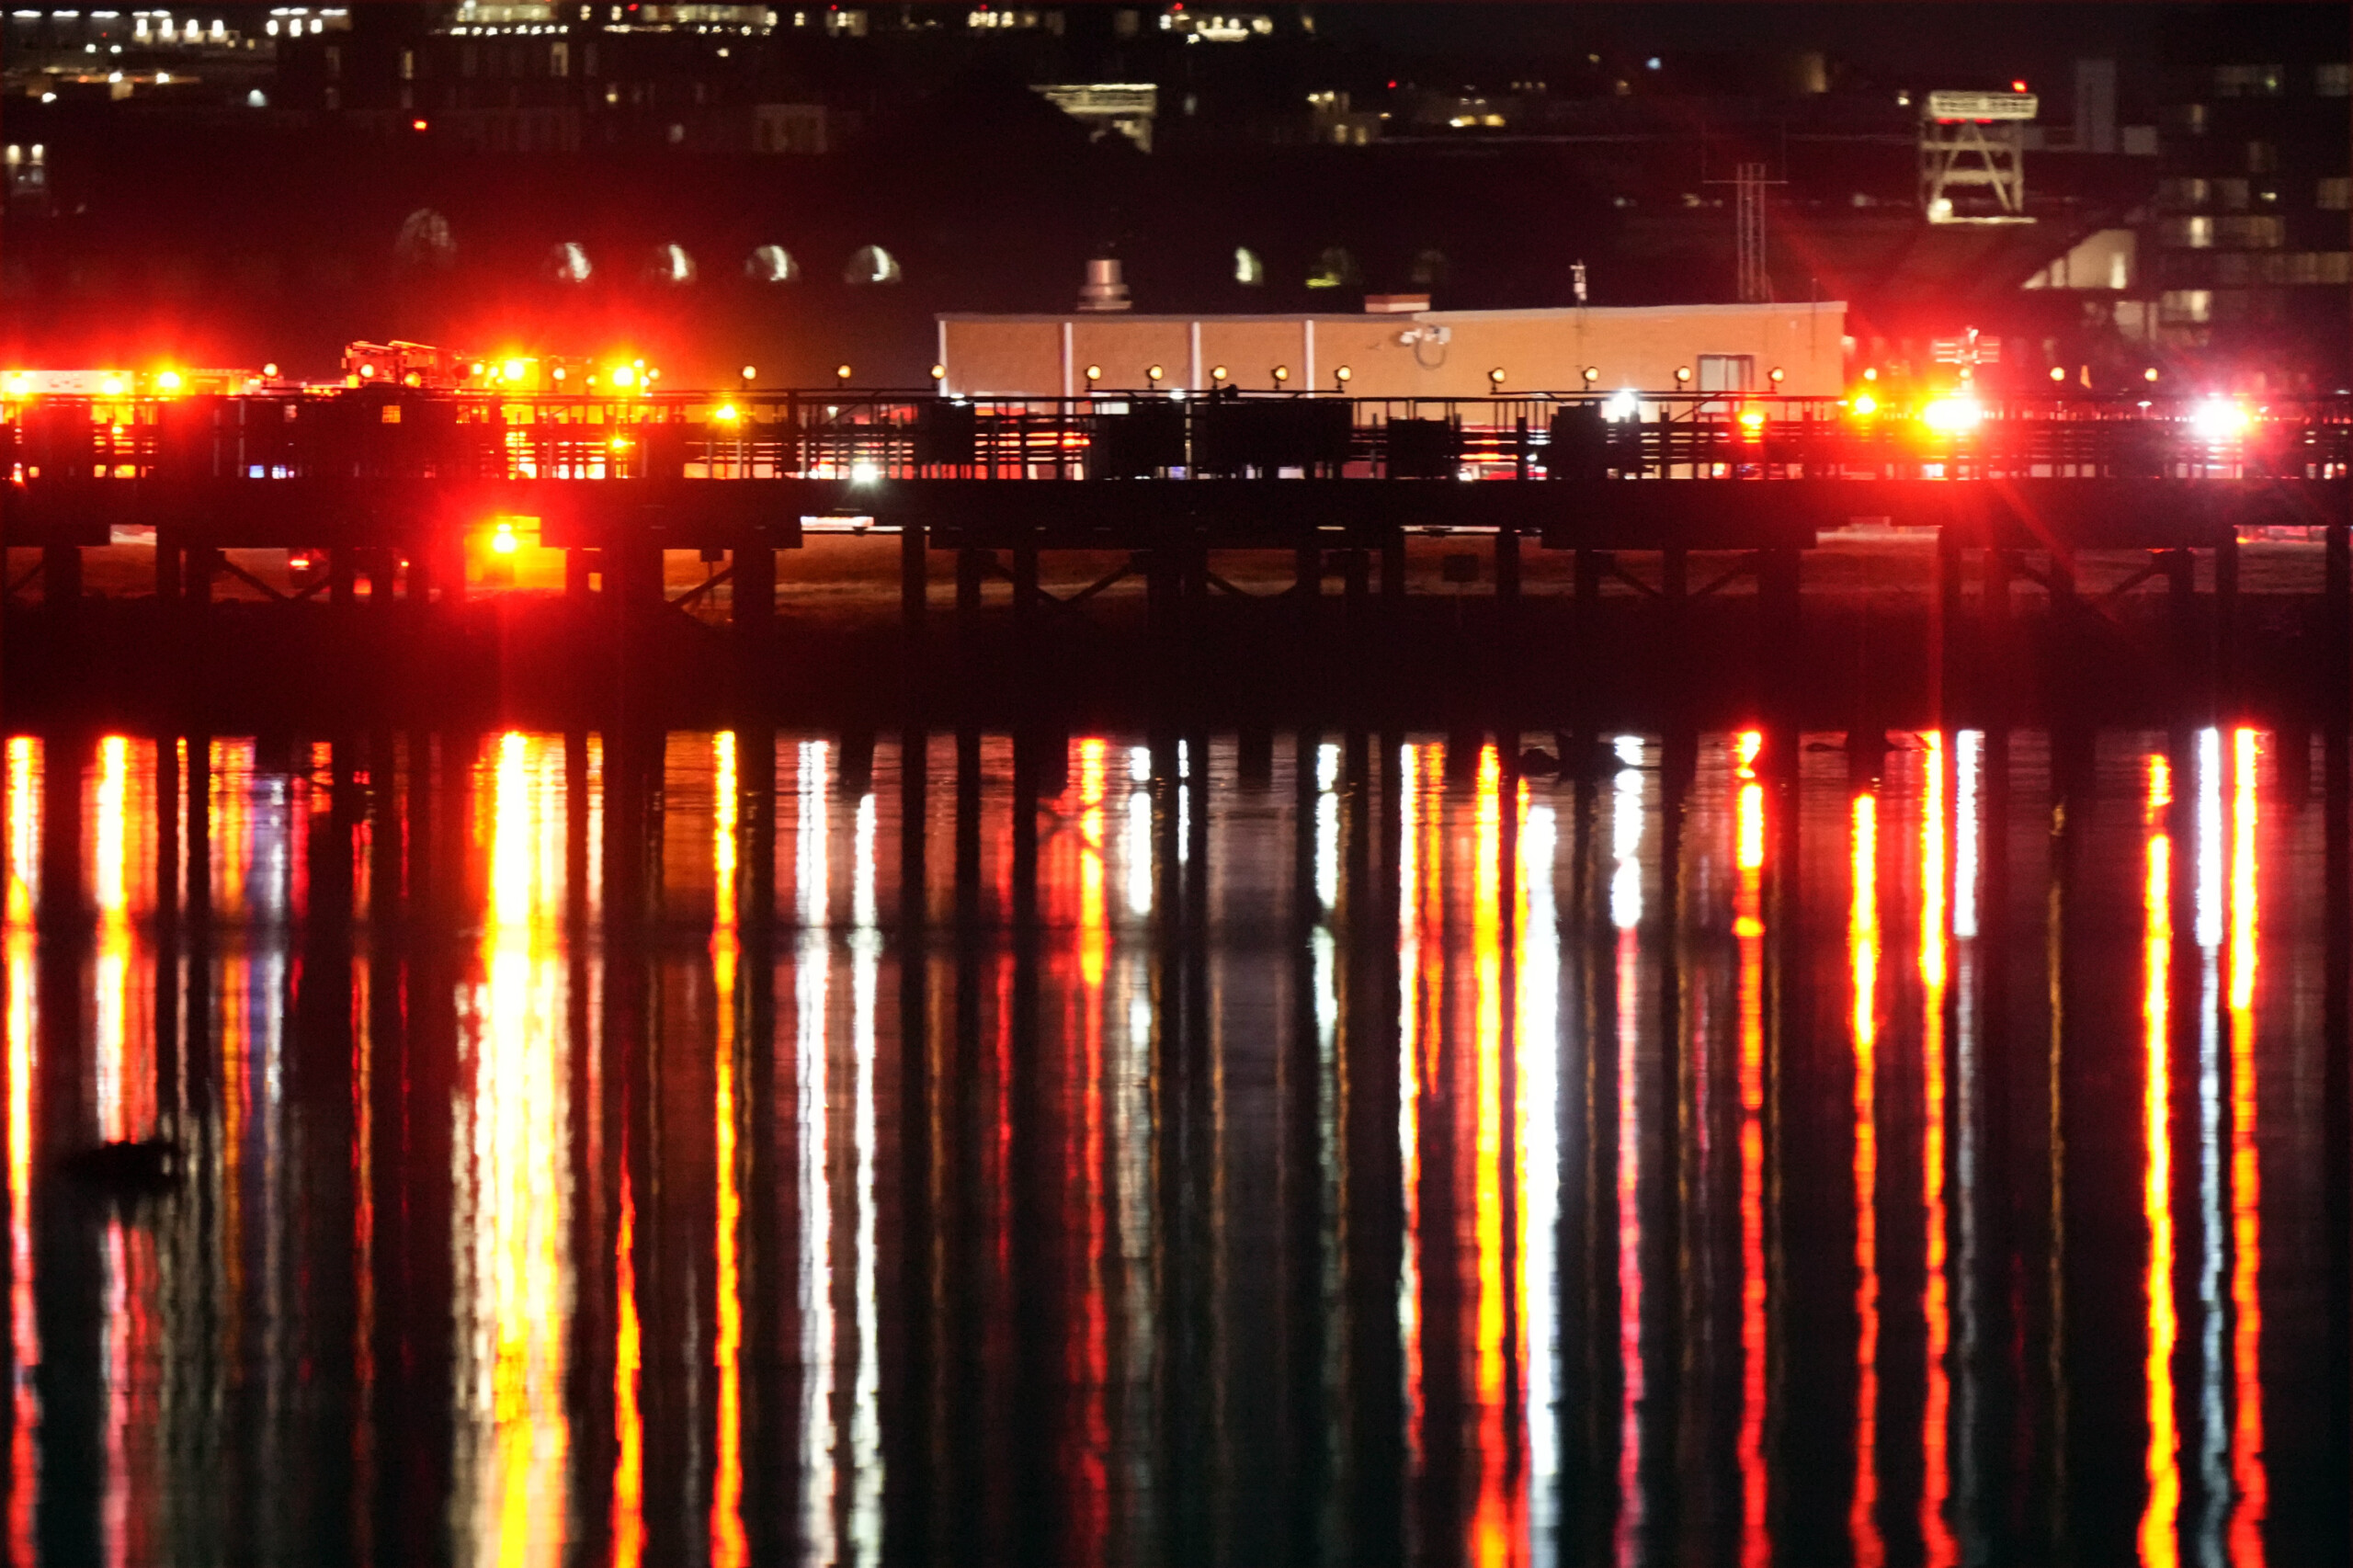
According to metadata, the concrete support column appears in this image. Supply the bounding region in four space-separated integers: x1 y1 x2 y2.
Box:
1933 529 1963 723
901 517 928 642
2325 521 2350 732
1756 548 1802 725
2214 532 2239 717
732 538 775 644
41 545 81 633
154 528 182 607
1495 520 1521 677
2163 548 2200 717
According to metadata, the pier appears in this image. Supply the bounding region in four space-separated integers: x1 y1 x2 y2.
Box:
6 387 2350 729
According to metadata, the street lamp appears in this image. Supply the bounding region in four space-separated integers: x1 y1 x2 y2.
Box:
835 363 853 387
1582 366 1599 386
1674 365 1693 386
1086 363 1103 391
1147 364 1165 388
1488 367 1506 389
1272 365 1290 387
1211 364 1229 388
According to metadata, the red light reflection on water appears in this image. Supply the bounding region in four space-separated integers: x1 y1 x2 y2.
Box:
1918 737 1955 1568
1611 742 1644 1568
1733 735 1769 1568
1469 744 1513 1568
710 733 745 1568
1850 790 1883 1568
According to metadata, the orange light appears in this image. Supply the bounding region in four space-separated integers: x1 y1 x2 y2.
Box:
154 370 183 393
262 362 279 380
2011 79 2027 93
1738 407 1766 432
1849 392 1880 417
358 364 376 379
412 118 428 131
100 374 126 395
609 365 635 389
1862 366 1879 381
502 358 528 383
608 437 630 452
491 523 518 555
712 403 739 423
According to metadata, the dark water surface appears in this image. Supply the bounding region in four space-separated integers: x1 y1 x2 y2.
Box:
1 723 2347 1567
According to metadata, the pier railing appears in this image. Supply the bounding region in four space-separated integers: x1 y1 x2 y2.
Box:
6 389 2350 486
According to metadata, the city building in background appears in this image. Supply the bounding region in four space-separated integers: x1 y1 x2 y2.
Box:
0 3 2342 390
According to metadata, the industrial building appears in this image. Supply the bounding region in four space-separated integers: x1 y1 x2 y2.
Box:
938 299 1847 398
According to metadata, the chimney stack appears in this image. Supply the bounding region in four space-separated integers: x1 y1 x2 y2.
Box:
1077 256 1131 312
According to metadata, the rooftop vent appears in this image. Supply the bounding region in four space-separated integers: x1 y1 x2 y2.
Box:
1078 256 1131 312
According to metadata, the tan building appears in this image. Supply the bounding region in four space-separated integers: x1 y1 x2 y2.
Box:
937 300 1849 400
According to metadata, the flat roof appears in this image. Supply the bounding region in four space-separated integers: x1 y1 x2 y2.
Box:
937 301 1849 324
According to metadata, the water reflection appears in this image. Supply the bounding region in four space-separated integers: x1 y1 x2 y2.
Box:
0 722 2340 1565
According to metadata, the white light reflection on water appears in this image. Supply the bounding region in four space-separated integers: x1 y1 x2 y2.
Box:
452 733 573 1568
849 782 884 1568
1952 730 1986 1559
2194 731 2229 1563
92 735 156 1568
1517 789 1562 1568
795 740 838 1567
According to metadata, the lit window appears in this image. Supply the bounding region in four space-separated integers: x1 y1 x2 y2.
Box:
1233 246 1264 285
2159 289 2213 324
